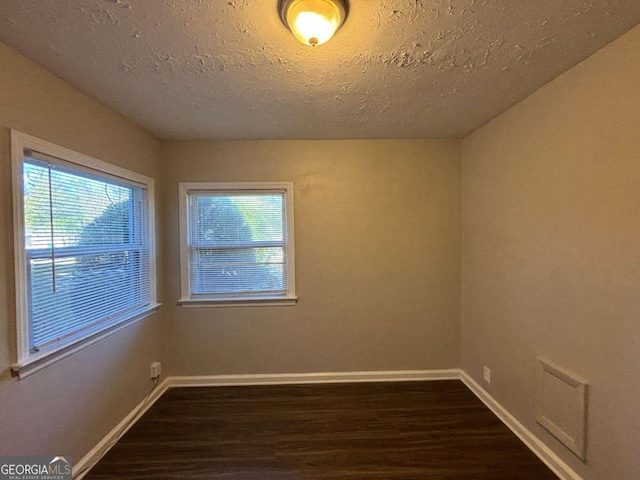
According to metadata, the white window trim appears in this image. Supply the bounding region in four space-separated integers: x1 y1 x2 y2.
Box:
11 130 159 378
178 182 297 307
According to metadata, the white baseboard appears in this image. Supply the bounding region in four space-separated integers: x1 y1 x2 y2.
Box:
73 378 170 479
460 371 582 480
74 369 581 480
169 369 461 387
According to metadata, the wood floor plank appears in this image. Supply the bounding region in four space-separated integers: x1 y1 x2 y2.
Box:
86 380 557 479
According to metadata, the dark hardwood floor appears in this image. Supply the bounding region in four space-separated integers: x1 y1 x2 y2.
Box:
85 380 557 479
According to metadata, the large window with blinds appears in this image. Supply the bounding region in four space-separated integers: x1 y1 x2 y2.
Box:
178 182 296 307
11 131 157 375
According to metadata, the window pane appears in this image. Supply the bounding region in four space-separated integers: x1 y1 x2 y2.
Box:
190 246 285 295
29 251 149 349
193 194 284 245
24 161 135 249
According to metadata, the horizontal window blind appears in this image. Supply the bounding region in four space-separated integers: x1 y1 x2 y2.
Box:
188 192 288 297
22 154 151 353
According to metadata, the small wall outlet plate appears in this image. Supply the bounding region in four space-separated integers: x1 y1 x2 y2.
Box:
150 361 162 379
483 366 491 383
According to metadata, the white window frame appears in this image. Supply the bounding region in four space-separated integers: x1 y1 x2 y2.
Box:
178 182 297 307
11 130 159 378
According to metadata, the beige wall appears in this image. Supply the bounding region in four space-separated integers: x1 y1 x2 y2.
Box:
0 43 164 461
162 140 461 375
461 25 640 480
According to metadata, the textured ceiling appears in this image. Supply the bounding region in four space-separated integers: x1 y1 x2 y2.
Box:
1 0 639 140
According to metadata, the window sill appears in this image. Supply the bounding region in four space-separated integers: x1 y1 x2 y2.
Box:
177 296 298 308
11 303 161 379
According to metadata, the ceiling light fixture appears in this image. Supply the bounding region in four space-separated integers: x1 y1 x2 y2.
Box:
278 0 348 46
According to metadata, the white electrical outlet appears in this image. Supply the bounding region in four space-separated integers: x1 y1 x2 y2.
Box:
483 366 491 383
150 361 162 379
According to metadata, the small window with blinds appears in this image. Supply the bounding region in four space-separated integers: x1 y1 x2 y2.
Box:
178 182 296 307
11 131 158 376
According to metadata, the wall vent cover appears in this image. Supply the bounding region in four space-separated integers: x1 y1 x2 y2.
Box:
535 358 588 461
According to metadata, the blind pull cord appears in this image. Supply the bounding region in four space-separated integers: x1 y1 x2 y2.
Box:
47 161 57 293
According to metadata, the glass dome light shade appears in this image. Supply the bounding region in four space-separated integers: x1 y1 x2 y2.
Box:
280 0 347 46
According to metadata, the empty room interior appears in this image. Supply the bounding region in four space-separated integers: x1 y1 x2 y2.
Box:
0 1 638 479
